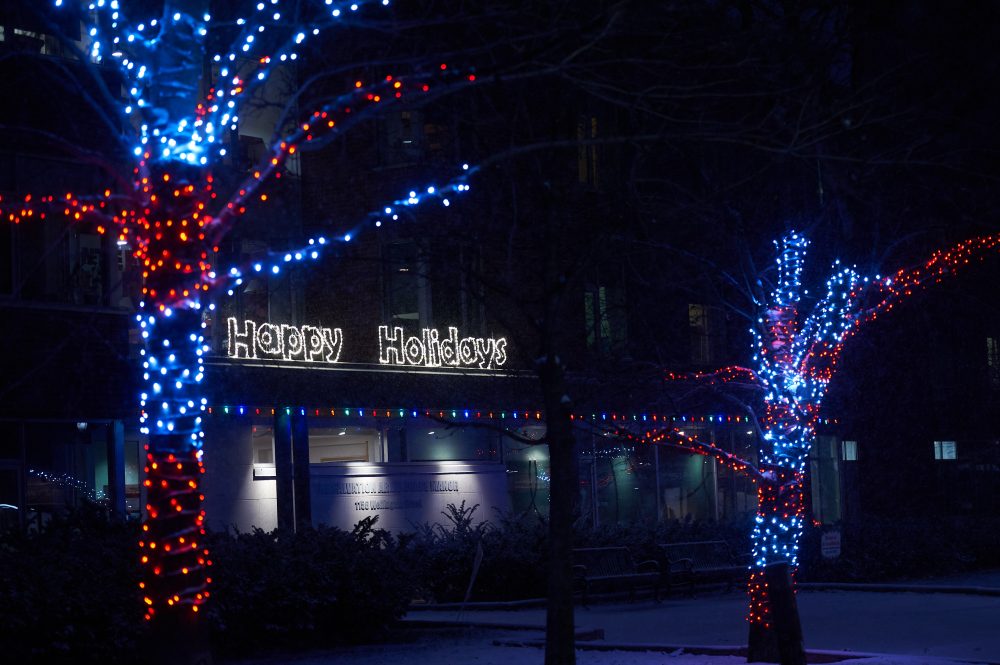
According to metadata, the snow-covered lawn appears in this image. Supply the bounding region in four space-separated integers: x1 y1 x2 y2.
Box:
230 629 988 665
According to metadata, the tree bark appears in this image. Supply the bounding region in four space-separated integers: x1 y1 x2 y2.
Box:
149 609 213 665
746 471 806 663
541 359 579 665
764 562 806 665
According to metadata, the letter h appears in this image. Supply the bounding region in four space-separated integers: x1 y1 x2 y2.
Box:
227 318 257 359
378 325 404 365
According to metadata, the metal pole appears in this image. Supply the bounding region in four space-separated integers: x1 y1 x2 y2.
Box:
106 420 126 519
654 444 661 523
591 428 598 529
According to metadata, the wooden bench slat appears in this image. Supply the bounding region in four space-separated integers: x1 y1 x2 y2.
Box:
657 540 748 591
572 547 661 605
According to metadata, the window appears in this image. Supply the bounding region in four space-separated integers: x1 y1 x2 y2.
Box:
384 241 431 326
0 7 81 43
309 427 381 463
252 425 275 465
406 424 499 462
2 216 121 305
689 304 725 365
72 233 104 305
379 110 424 165
841 440 858 461
933 440 957 461
577 115 599 187
585 286 627 355
988 337 999 389
0 221 10 294
810 436 843 524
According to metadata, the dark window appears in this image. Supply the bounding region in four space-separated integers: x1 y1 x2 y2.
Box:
577 115 599 188
585 285 627 355
689 304 725 365
379 110 425 165
0 221 11 294
384 241 431 325
407 423 499 462
72 233 104 305
987 337 999 390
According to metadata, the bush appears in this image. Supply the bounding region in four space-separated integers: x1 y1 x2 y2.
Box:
0 510 417 661
798 516 1000 582
7 502 996 662
0 505 146 664
206 516 416 656
403 502 553 603
404 501 491 602
405 505 755 603
475 509 549 601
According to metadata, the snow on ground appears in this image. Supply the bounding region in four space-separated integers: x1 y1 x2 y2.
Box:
230 630 990 665
230 573 1000 664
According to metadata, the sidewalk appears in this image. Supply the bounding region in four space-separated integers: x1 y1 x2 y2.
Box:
406 577 1000 663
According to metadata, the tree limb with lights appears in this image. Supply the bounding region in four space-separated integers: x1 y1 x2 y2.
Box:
1 0 478 626
621 229 999 660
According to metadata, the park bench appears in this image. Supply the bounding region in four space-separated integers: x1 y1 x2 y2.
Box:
658 540 749 591
572 547 661 605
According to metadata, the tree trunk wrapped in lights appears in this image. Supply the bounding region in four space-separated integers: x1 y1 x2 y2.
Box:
1 0 477 631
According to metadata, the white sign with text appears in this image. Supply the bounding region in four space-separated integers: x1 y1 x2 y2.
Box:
310 462 509 533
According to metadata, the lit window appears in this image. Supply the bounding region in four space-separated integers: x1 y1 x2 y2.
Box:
841 440 858 461
252 425 275 465
309 427 379 463
933 440 957 461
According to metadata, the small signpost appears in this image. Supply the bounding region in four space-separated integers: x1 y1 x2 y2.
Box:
821 529 842 559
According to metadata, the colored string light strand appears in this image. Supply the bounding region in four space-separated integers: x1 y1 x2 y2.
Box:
54 0 395 166
739 230 999 628
207 1 396 119
22 0 485 628
0 190 130 234
139 445 211 619
207 62 480 237
217 167 475 295
205 405 765 426
599 425 762 482
28 469 107 502
664 365 759 385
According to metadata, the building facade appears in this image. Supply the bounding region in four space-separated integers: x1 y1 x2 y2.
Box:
4 4 998 541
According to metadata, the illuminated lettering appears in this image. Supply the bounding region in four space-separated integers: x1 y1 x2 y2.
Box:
227 318 343 363
377 325 507 369
227 318 256 358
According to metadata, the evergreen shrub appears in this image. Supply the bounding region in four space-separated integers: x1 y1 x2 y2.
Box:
205 517 415 655
0 506 146 665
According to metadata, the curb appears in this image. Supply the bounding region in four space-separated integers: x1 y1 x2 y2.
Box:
400 617 604 641
407 583 1000 612
409 597 548 611
799 582 1000 597
403 615 1000 665
492 638 848 663
492 638 1000 664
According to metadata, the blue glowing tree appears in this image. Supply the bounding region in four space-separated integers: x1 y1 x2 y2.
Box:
1 0 476 624
621 229 999 659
